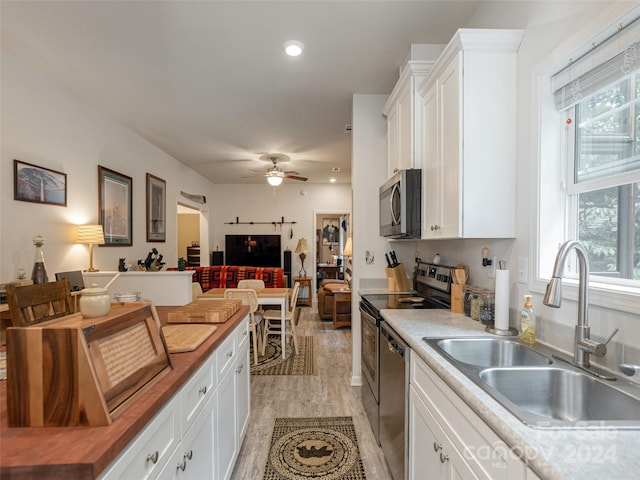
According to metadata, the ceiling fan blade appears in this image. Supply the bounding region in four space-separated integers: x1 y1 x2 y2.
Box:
283 170 300 175
284 174 308 182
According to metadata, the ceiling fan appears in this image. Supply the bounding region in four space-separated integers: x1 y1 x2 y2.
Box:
259 154 308 186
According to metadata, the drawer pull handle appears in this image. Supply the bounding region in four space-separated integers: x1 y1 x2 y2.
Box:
184 450 193 460
440 452 449 464
177 459 187 471
199 385 207 395
146 451 159 464
433 442 442 452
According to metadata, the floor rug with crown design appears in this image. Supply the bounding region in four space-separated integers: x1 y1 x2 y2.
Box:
263 416 366 480
251 335 317 376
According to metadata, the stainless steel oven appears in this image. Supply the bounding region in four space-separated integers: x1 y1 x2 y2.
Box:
359 298 380 444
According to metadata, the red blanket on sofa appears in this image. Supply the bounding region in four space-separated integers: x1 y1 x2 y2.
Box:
167 265 284 292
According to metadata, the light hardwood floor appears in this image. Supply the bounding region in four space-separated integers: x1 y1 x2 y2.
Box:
231 306 393 480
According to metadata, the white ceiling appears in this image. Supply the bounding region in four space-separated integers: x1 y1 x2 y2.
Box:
1 1 486 185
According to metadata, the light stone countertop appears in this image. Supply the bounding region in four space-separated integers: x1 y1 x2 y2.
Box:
380 309 640 480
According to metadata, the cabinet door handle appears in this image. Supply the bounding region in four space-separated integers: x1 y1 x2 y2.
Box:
226 350 233 358
184 450 193 460
236 363 244 374
433 442 442 452
440 452 449 463
199 385 207 395
177 458 187 471
146 451 159 464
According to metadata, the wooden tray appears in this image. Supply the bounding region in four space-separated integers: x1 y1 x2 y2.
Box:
162 324 217 353
167 299 242 324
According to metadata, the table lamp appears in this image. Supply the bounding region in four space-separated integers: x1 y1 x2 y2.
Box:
78 224 105 272
342 236 352 260
295 238 308 276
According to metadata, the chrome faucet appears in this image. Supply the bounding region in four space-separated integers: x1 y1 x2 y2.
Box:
543 240 618 369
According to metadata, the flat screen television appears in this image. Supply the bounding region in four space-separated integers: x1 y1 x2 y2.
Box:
225 234 281 267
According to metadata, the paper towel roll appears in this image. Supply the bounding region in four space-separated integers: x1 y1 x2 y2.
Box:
494 269 510 331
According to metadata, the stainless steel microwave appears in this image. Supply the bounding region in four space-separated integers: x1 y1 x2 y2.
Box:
379 169 421 239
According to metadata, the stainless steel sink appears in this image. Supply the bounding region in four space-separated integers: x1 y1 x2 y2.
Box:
479 367 640 427
423 336 640 429
433 337 552 367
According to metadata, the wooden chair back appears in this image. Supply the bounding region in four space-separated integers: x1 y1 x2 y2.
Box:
237 279 265 289
224 288 259 314
5 278 74 327
289 282 301 312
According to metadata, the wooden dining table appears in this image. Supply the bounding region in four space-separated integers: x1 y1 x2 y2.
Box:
198 287 290 358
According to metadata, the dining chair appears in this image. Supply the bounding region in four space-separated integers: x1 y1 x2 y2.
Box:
237 279 266 315
5 278 74 327
261 282 300 356
237 279 265 289
224 288 263 365
191 282 204 300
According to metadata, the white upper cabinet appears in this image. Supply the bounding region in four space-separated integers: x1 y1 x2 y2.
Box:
419 29 523 239
383 45 445 179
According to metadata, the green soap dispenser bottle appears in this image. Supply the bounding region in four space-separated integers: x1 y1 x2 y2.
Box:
520 295 536 345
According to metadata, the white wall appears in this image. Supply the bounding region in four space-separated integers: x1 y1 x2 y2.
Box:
0 52 216 281
351 94 389 384
209 183 351 281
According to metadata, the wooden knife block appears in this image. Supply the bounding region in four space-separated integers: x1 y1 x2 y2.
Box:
6 303 172 427
385 264 409 292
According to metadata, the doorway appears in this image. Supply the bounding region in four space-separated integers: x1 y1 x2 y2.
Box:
177 203 205 266
314 212 351 289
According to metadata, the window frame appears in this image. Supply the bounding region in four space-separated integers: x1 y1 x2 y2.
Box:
532 4 640 315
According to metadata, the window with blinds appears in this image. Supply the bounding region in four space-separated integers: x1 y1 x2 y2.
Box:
552 16 640 282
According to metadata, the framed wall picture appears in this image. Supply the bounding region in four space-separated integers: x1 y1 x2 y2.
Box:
321 217 340 244
14 159 67 207
98 165 132 246
146 173 166 242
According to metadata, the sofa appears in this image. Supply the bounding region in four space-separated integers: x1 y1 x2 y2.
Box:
317 278 351 321
167 265 284 292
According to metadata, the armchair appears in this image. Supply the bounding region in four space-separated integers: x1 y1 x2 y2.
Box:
317 279 351 328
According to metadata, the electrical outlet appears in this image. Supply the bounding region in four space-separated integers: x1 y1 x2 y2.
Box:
488 256 496 278
518 257 528 283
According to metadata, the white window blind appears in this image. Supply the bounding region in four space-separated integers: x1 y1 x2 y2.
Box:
552 14 640 111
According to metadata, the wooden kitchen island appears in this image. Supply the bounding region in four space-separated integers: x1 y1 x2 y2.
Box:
0 304 249 479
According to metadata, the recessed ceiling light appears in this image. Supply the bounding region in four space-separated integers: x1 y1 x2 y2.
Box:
330 178 336 183
284 40 304 57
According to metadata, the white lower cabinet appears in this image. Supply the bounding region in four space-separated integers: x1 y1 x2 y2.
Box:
217 324 251 480
100 316 250 480
409 354 528 480
157 395 215 479
409 385 476 479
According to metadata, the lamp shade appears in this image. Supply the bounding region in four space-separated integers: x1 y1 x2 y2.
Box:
77 225 105 245
343 237 353 256
295 238 308 254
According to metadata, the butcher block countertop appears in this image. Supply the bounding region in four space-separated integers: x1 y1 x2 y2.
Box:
0 305 249 480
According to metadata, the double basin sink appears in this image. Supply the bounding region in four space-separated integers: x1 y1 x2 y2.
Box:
423 337 640 429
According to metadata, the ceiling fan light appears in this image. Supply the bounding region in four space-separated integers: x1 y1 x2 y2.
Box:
267 175 283 186
284 40 304 57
